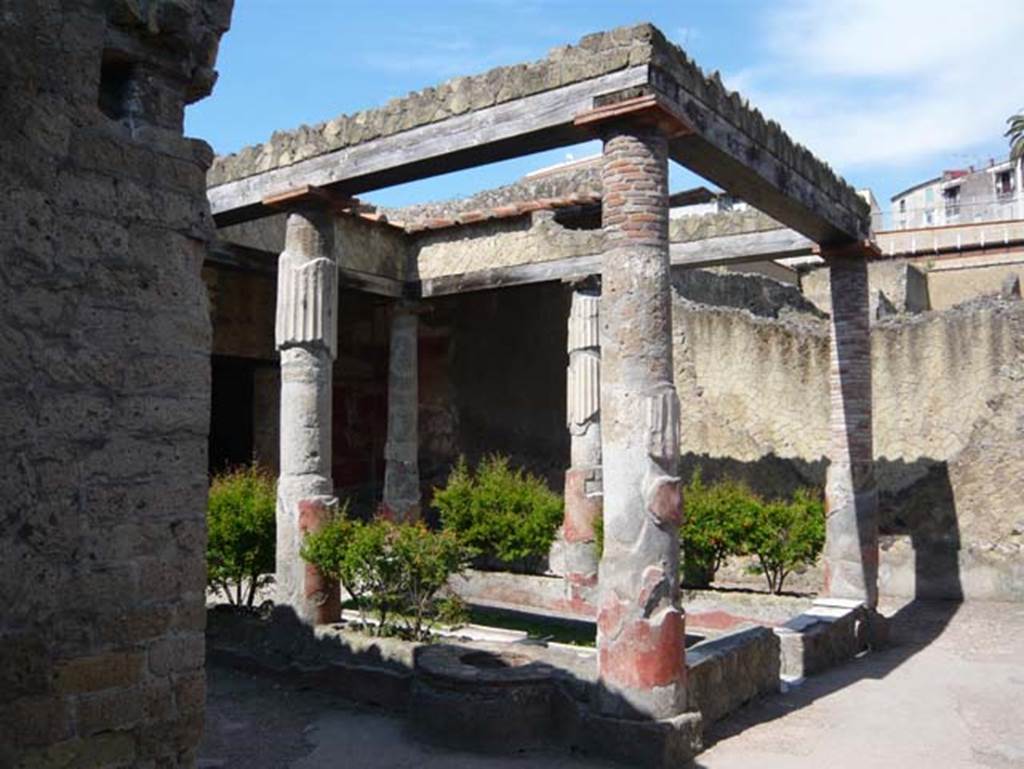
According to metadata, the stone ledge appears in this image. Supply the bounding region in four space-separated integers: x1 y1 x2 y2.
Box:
687 626 780 724
774 599 888 681
205 607 420 710
572 710 704 769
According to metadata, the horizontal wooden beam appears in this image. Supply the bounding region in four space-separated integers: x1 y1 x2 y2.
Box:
209 227 816 299
417 227 816 297
573 93 694 138
261 184 358 213
206 241 405 298
662 98 867 246
671 228 815 268
208 67 650 227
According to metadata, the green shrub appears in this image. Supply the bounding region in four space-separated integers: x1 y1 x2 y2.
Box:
680 470 758 588
679 470 825 594
207 463 276 607
743 487 825 595
301 513 469 640
433 455 563 570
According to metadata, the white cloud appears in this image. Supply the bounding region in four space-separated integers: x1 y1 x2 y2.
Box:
726 0 1024 172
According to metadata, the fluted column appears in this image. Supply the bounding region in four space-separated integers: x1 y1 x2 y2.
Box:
275 205 341 625
823 251 878 608
595 122 686 719
560 279 602 605
380 302 421 522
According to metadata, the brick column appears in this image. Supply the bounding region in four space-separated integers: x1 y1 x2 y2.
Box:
596 122 686 719
275 206 341 624
823 252 879 608
560 278 602 605
380 301 421 522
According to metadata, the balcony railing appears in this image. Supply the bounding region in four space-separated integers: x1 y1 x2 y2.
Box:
881 192 1023 232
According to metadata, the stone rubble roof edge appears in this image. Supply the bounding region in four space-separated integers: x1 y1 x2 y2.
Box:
207 22 867 224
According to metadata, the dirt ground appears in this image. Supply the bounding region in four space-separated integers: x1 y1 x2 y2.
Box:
199 599 1024 768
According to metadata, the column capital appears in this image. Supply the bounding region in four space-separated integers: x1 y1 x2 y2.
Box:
814 239 881 262
275 200 338 358
573 93 694 139
565 273 602 294
262 183 357 215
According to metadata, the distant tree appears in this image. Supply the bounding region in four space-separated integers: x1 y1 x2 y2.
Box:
1007 110 1024 163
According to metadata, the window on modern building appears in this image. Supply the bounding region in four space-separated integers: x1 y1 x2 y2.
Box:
899 199 906 213
944 185 961 217
995 170 1015 199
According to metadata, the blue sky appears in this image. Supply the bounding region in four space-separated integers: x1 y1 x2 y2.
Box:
187 0 1024 212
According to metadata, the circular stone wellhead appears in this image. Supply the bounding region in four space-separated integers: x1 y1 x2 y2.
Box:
410 643 559 752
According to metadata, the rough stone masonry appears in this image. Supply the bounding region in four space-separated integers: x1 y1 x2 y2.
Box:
0 1 232 766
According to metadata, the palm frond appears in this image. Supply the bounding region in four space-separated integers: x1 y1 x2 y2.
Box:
1007 111 1024 162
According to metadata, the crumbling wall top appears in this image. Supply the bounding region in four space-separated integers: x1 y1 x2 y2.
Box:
105 0 233 103
379 156 602 230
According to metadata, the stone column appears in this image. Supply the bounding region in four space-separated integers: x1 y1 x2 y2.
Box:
380 302 421 522
595 123 686 719
560 279 602 605
275 206 342 625
823 252 879 608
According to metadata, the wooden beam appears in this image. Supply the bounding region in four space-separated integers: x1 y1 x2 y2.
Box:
206 241 276 274
261 184 358 213
417 227 816 297
662 90 868 245
336 268 406 299
417 254 601 297
671 228 815 267
205 241 405 298
573 93 694 138
208 67 651 227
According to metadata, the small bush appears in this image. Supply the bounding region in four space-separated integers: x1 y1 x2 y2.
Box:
680 470 758 588
743 487 825 595
301 513 469 640
433 455 563 571
207 463 276 607
679 470 825 594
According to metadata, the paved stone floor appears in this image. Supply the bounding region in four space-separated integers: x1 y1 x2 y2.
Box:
199 600 1024 768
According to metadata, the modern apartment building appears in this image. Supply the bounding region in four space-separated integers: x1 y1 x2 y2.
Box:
891 156 1024 229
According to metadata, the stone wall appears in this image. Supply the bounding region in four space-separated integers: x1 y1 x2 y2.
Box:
220 212 409 279
413 212 602 279
0 2 232 766
409 205 783 281
424 282 572 491
409 269 1024 601
381 157 602 227
801 259 930 319
204 264 276 360
923 252 1024 310
673 294 1024 601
